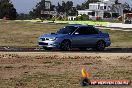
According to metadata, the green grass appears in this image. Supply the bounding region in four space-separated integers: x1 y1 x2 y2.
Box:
55 21 108 26
16 20 109 26
101 29 132 47
0 20 132 48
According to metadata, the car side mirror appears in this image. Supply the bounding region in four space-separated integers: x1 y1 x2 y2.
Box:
74 32 79 35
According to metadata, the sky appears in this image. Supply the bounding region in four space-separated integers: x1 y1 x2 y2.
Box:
11 0 132 13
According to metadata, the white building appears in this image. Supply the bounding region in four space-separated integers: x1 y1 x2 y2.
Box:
78 2 108 19
77 0 123 20
68 16 77 20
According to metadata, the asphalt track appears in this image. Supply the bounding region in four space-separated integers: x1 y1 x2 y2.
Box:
0 47 132 53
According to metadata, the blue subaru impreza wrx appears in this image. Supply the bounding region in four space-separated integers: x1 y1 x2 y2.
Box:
38 24 111 51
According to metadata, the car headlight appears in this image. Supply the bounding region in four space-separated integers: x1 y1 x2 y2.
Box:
48 37 57 41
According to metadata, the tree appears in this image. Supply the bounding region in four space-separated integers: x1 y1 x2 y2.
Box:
115 0 119 4
76 14 89 20
80 0 100 9
62 1 66 13
56 1 76 16
30 0 55 19
29 0 45 19
76 4 82 10
56 3 62 14
50 5 55 11
131 5 132 11
123 2 130 10
17 13 31 20
0 0 17 20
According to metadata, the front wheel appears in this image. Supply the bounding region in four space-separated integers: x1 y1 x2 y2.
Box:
96 41 105 51
60 41 71 51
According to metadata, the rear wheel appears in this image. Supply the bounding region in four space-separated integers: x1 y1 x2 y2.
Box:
96 41 105 51
60 41 71 51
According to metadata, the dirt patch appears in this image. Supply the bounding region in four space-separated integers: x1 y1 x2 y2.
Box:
0 52 131 88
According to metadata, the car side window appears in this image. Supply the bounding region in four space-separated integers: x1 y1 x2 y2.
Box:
75 27 89 35
75 27 98 35
88 27 98 34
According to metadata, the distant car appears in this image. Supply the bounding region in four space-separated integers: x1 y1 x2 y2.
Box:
38 24 111 51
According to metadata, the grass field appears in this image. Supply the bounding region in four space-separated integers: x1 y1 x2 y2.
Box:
0 20 64 47
55 21 108 26
16 20 109 26
0 20 132 48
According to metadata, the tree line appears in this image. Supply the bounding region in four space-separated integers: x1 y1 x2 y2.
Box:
0 0 17 20
29 0 101 20
0 0 132 20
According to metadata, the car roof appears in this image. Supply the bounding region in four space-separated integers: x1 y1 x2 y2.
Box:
67 24 94 28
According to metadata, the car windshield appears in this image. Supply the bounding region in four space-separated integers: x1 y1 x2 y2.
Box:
56 26 78 34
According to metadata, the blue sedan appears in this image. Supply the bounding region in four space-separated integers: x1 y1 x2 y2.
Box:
38 24 111 51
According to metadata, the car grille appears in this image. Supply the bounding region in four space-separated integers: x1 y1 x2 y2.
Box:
39 42 48 45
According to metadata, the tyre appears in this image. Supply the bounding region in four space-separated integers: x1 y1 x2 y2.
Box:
96 41 105 51
43 47 52 50
60 41 71 51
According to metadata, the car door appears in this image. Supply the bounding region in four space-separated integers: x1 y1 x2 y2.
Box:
71 26 99 48
71 27 89 47
84 27 99 47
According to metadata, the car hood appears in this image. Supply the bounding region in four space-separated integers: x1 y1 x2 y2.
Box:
39 33 68 38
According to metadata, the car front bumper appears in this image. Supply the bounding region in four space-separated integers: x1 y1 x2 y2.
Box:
105 41 111 47
38 40 61 48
